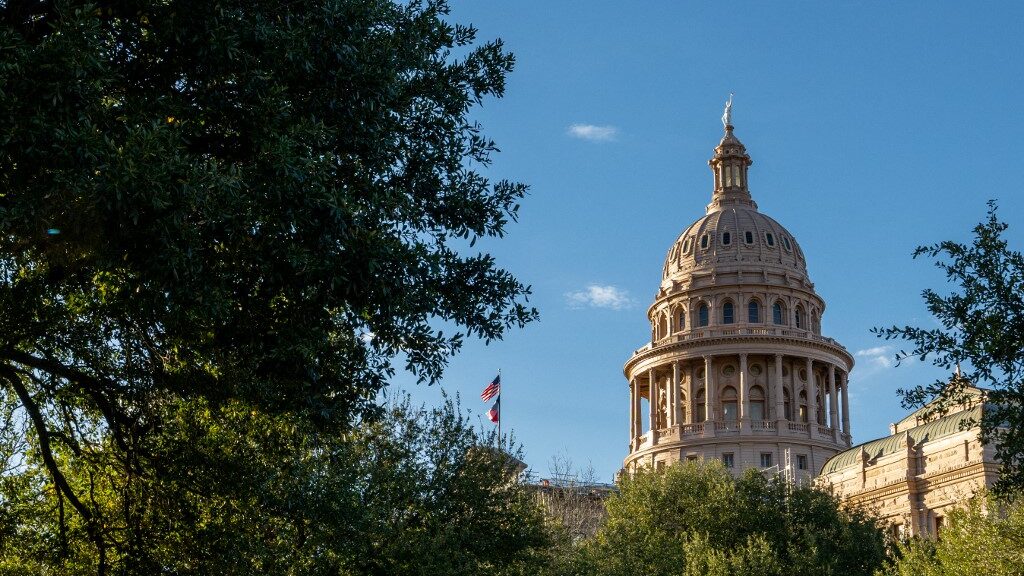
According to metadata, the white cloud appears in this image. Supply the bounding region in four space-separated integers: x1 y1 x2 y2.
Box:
567 123 618 142
566 284 634 310
856 345 894 370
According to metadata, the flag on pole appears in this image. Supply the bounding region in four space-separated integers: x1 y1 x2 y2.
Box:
486 397 500 424
480 374 500 402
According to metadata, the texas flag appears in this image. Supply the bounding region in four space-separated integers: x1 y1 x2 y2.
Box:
486 398 500 424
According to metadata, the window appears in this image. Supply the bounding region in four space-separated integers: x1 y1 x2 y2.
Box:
797 454 807 470
698 304 709 327
686 455 698 463
722 387 738 423
678 312 686 331
722 231 731 245
934 515 944 536
733 165 742 187
748 300 761 323
700 234 709 249
760 453 773 468
745 231 754 244
749 385 765 421
784 388 792 420
682 237 692 253
722 453 734 468
782 236 792 251
772 302 784 325
656 461 665 472
795 306 804 329
696 389 706 422
722 302 734 324
765 232 775 247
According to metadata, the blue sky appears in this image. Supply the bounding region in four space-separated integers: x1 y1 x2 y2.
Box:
392 2 1024 482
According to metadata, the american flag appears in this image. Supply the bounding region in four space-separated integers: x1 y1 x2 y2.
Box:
480 374 500 402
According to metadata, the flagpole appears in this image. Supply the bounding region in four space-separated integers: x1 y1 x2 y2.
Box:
493 366 497 448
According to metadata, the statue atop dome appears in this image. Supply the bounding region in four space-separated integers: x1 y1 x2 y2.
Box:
721 93 734 129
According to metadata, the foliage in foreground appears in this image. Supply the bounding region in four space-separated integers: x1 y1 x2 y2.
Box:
550 461 887 576
0 394 550 574
879 493 1024 576
875 201 1024 491
0 0 535 569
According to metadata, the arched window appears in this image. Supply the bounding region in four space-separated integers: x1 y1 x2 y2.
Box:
799 391 808 423
795 306 805 329
749 386 765 421
765 232 776 247
678 311 686 332
658 315 668 339
783 388 792 421
772 302 784 325
745 231 754 244
811 311 820 334
698 304 709 327
722 302 734 324
700 234 709 250
748 300 761 323
722 231 731 245
696 389 706 422
722 386 738 423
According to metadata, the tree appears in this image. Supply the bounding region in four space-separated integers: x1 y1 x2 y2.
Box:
879 492 1024 576
0 0 535 570
875 201 1024 490
557 461 887 576
0 394 553 575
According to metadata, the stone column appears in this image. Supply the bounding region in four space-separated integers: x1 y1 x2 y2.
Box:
648 368 657 433
687 363 696 425
841 371 851 436
739 353 749 430
806 357 817 426
704 355 716 437
828 364 839 430
672 361 682 428
626 377 634 438
774 354 785 423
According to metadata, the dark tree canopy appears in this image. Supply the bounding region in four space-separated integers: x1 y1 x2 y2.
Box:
0 0 536 571
875 201 1024 490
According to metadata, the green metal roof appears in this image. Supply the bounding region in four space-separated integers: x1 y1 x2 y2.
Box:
821 404 983 475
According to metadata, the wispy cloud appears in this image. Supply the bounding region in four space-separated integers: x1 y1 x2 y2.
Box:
567 123 618 142
856 345 894 370
566 284 634 310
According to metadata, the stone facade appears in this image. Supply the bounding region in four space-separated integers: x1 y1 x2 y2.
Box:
622 120 853 479
818 386 1000 538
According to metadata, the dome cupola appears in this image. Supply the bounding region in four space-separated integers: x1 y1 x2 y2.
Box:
707 94 755 212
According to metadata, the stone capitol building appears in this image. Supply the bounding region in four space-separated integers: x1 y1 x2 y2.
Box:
621 104 999 537
623 111 853 481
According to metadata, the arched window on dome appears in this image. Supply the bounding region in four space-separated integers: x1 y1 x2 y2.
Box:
748 300 761 323
799 390 808 423
745 231 754 245
749 385 765 421
772 302 785 325
677 310 686 332
700 234 710 250
765 232 775 247
698 304 709 327
696 388 706 422
722 301 734 325
722 231 731 246
722 386 738 424
783 388 792 421
795 305 805 329
658 314 668 339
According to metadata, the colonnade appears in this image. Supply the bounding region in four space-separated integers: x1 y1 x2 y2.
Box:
629 353 851 446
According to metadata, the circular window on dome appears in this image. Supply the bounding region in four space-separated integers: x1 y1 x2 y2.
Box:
722 365 736 377
765 232 776 247
782 236 792 252
750 364 763 376
799 368 808 381
782 366 790 377
744 231 754 245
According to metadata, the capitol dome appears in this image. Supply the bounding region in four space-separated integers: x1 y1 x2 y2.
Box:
623 105 854 479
